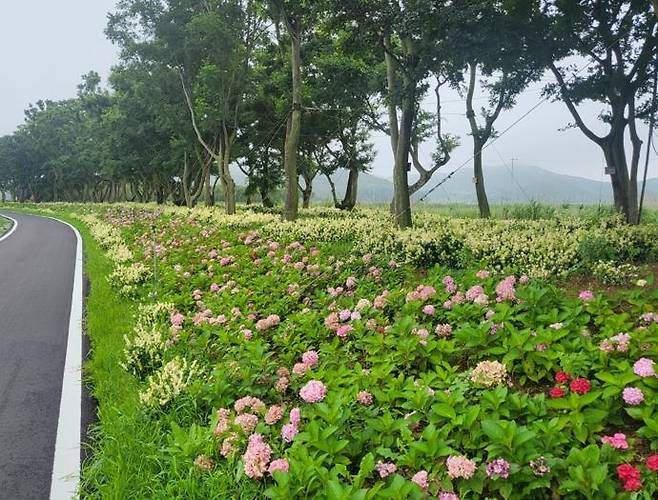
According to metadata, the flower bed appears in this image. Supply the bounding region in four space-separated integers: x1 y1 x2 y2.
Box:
66 204 658 498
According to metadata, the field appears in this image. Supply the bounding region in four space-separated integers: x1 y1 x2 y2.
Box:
9 203 658 499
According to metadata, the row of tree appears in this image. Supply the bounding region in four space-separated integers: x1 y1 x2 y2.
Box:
0 1 656 225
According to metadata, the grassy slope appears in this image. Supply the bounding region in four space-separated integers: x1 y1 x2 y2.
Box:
0 214 11 235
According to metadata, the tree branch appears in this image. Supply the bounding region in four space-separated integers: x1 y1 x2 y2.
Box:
549 63 605 145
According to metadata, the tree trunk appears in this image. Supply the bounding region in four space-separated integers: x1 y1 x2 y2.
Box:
182 152 193 208
219 133 236 215
283 24 302 221
392 81 415 228
302 182 312 208
340 167 359 211
473 139 491 218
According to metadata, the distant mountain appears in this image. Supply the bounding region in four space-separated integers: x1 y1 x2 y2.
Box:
230 164 658 205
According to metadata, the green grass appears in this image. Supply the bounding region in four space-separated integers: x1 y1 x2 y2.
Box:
0 214 11 235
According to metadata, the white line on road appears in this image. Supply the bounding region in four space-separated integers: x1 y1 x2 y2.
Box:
0 215 18 242
47 217 83 500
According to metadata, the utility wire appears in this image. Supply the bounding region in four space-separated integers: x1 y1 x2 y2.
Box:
415 33 629 205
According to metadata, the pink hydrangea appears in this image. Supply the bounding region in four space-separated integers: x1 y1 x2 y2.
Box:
338 309 352 321
265 405 284 425
235 396 265 414
633 358 656 377
476 270 490 279
281 423 298 443
210 283 220 293
292 363 308 376
466 285 485 301
601 433 629 449
302 350 319 367
435 323 453 337
243 434 271 479
422 304 435 316
438 493 460 500
170 312 185 327
289 408 301 426
255 314 280 331
336 324 353 338
220 432 239 457
375 461 397 478
356 391 373 406
412 470 429 489
579 290 594 301
234 413 259 433
299 380 327 403
346 276 357 289
268 458 289 475
495 276 517 302
446 455 477 479
486 458 510 479
442 276 457 294
622 387 644 405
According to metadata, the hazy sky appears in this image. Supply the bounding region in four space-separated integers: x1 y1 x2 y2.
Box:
1 1 656 185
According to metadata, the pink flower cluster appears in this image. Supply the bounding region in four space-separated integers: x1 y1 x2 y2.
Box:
446 455 477 479
600 333 631 353
235 396 266 414
411 470 429 489
292 350 320 375
375 461 397 478
265 405 284 425
633 358 656 377
476 270 490 279
622 387 644 405
495 276 517 302
640 312 658 324
578 290 594 301
406 284 436 302
601 432 629 449
255 314 280 331
299 380 327 403
442 275 457 293
356 391 373 406
435 323 453 337
243 434 271 479
281 407 301 443
268 458 289 475
486 458 510 479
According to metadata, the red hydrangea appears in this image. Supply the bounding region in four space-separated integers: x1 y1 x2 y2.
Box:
569 378 591 395
617 464 640 482
623 478 642 491
555 371 570 384
646 455 658 472
549 387 566 398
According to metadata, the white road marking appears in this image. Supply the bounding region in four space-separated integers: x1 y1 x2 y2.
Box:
46 217 83 500
0 215 18 242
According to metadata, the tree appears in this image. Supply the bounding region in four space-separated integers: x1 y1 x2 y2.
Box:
540 0 657 223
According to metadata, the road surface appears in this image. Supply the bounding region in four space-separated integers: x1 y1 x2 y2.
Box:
0 212 81 499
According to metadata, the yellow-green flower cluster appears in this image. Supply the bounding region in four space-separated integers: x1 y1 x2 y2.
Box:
122 302 174 377
139 356 200 408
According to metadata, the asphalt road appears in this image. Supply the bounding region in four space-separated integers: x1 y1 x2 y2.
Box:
0 212 77 499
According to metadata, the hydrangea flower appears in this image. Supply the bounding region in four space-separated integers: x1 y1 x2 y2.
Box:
578 290 594 301
470 361 507 387
622 387 644 405
601 433 628 449
411 470 429 489
486 458 510 479
243 434 272 479
299 380 327 403
268 459 289 475
569 378 591 395
633 358 655 377
446 455 477 479
356 391 373 406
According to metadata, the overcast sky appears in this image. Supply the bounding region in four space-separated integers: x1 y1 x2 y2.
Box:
1 1 656 184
